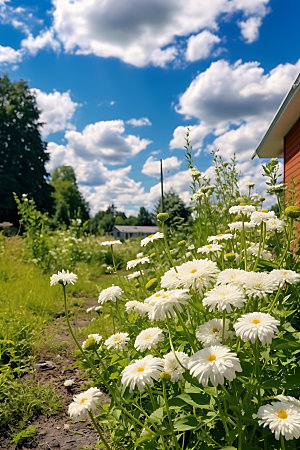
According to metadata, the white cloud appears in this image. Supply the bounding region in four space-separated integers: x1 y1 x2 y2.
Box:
185 31 220 61
126 117 152 127
0 45 22 64
238 16 262 43
64 120 151 164
51 0 270 67
32 89 79 137
21 29 61 55
170 123 213 152
142 156 182 178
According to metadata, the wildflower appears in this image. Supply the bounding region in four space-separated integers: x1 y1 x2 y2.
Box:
257 401 300 440
247 244 272 261
127 271 142 280
197 243 223 254
98 285 123 305
228 221 256 232
190 168 201 177
203 284 245 312
207 233 233 242
285 205 300 219
241 272 278 298
68 387 102 420
121 355 163 392
267 183 287 193
234 312 279 345
176 259 219 295
163 351 189 382
105 332 129 350
224 252 236 261
217 269 246 285
125 300 150 317
100 240 122 246
229 204 256 215
196 318 231 346
134 327 164 352
50 269 77 286
126 256 150 270
82 334 102 350
161 267 181 289
275 396 300 409
266 217 286 232
157 212 169 222
250 210 276 225
269 269 300 286
64 379 75 387
145 289 190 320
188 345 242 387
141 232 164 247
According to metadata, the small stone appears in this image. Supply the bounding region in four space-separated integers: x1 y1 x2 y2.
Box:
64 424 70 430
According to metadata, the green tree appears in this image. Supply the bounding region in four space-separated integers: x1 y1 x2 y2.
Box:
137 206 154 225
155 190 191 228
50 165 89 225
0 74 53 225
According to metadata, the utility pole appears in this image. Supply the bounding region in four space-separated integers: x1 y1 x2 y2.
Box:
160 158 164 212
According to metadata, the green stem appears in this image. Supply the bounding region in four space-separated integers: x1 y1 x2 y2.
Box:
268 284 282 314
280 435 286 450
222 310 226 344
162 380 180 450
279 218 294 266
253 222 265 272
88 410 111 450
166 315 187 370
161 221 177 271
241 219 247 271
174 306 197 352
146 385 156 409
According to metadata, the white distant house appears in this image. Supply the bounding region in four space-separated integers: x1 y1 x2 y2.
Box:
112 225 159 240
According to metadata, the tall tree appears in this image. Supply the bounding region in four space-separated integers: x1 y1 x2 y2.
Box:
51 165 89 225
0 74 53 225
155 190 191 228
137 206 154 225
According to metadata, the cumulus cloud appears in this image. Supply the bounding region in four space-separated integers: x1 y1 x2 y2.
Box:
126 117 152 127
21 29 61 55
185 31 220 61
32 89 79 137
142 156 182 178
238 16 262 43
0 44 22 65
50 0 270 67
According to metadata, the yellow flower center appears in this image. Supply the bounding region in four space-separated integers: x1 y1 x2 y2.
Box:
239 203 247 206
252 319 260 324
135 257 142 261
283 271 287 275
162 295 168 298
219 292 226 296
190 269 197 273
80 398 88 404
207 245 212 249
147 234 154 238
260 209 268 213
137 367 144 373
208 354 216 361
212 328 219 333
114 336 121 341
155 293 161 297
277 410 288 419
216 234 223 237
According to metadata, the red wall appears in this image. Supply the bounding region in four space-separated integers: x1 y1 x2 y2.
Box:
284 117 300 204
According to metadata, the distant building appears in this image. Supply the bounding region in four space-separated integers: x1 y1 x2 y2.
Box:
253 74 300 203
112 225 159 240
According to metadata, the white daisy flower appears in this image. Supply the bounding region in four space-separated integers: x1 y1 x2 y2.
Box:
217 269 247 285
257 401 300 440
121 355 164 392
145 289 190 320
176 259 219 295
188 244 195 250
188 345 242 387
228 221 256 232
134 327 164 352
250 210 276 225
197 243 223 254
68 387 102 420
98 285 123 305
269 269 300 286
196 318 231 346
203 284 245 312
247 244 272 261
50 269 77 286
125 300 150 317
234 312 279 345
266 218 286 232
241 272 278 298
126 256 150 270
82 334 102 350
161 267 182 289
127 271 142 280
163 351 189 382
141 232 164 247
100 240 122 246
275 395 300 409
105 332 129 350
229 204 256 215
207 233 233 242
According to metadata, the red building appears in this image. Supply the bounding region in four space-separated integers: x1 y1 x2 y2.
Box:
253 74 300 203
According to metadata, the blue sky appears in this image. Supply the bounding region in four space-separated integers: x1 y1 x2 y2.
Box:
1 0 299 215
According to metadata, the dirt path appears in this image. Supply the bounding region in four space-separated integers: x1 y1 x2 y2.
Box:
0 297 110 450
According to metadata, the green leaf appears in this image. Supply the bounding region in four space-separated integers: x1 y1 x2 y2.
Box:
149 407 164 424
273 339 299 350
174 393 212 410
219 447 237 450
174 416 198 431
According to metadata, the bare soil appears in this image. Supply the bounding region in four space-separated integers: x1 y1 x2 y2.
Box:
0 298 110 450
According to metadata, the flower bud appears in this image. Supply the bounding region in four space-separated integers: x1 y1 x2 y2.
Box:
160 371 171 381
145 278 158 291
285 206 300 219
150 252 156 258
224 229 231 234
83 337 97 351
157 212 169 222
177 240 186 246
234 214 242 222
225 252 235 261
239 202 247 206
